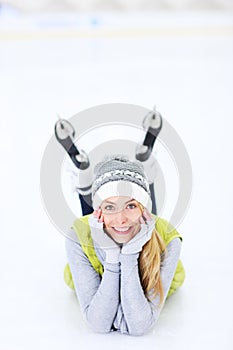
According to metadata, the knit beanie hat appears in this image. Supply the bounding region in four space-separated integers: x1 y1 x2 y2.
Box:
92 155 152 211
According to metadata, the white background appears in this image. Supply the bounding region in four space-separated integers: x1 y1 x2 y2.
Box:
0 10 233 350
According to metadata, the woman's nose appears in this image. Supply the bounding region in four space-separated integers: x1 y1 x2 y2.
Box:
113 211 127 225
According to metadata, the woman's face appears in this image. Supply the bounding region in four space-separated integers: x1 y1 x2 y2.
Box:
100 196 143 244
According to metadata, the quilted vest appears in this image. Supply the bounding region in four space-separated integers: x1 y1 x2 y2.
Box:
64 214 185 298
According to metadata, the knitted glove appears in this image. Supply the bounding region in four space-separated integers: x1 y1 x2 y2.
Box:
121 210 155 255
89 211 121 264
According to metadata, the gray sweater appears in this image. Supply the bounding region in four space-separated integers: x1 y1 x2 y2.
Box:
65 229 181 336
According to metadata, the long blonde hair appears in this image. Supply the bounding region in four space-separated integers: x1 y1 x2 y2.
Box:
139 228 166 305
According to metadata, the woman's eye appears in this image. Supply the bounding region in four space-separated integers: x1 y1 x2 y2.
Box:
104 205 115 211
126 203 137 210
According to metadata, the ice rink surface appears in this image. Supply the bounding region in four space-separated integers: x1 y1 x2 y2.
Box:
0 11 233 350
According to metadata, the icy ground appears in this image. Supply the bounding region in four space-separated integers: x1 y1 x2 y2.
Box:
0 11 233 350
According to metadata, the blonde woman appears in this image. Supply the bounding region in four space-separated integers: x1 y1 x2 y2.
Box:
65 155 185 335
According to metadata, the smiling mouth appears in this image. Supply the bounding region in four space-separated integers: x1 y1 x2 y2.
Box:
112 227 132 234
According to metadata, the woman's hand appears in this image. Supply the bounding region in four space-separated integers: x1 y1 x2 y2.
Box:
89 209 121 264
139 208 153 225
121 209 155 255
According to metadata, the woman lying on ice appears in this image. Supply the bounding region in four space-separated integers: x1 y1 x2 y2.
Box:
65 155 185 336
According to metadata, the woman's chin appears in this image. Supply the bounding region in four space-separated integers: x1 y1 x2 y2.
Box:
112 235 132 244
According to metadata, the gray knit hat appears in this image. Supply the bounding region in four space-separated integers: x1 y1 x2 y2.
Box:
92 155 152 211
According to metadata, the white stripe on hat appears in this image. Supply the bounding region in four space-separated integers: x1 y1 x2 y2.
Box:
92 180 152 212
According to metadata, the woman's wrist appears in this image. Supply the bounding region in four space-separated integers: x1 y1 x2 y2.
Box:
104 261 121 272
119 252 139 264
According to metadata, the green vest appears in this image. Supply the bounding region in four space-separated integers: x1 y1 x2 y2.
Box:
64 214 185 298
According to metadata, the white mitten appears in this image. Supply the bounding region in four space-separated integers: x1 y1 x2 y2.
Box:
121 216 155 255
89 214 121 264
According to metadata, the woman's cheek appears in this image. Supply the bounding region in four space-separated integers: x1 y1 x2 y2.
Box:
131 213 141 225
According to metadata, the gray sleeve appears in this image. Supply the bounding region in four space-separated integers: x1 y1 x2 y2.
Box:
118 238 182 336
65 230 120 333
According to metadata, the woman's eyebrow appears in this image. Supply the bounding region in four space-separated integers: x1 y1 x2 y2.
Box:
125 198 136 204
103 198 135 205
